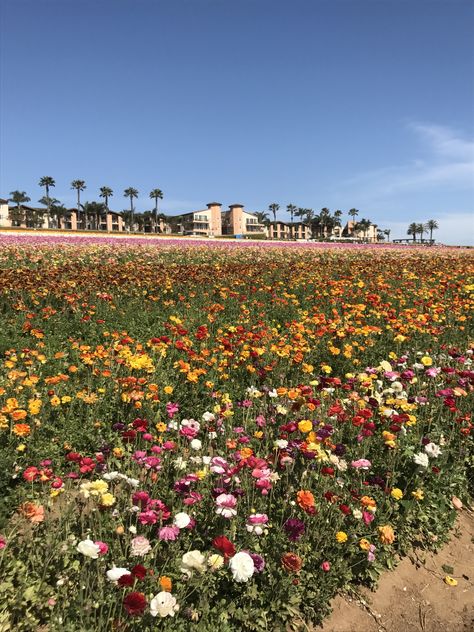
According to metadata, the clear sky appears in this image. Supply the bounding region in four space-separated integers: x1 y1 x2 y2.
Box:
1 0 473 244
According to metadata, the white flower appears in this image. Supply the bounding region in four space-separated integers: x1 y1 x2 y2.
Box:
202 411 215 422
181 550 206 576
128 525 137 535
229 552 255 583
276 405 288 415
352 509 363 520
413 452 429 468
392 381 403 392
190 439 202 451
424 442 442 458
173 457 188 470
76 539 100 559
150 592 179 618
208 553 224 570
246 386 261 398
274 439 288 449
174 512 191 529
106 566 130 583
268 389 278 398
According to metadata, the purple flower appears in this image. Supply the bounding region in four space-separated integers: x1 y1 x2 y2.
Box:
249 553 265 572
283 518 306 541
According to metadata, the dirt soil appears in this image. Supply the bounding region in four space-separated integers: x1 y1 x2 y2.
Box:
320 510 474 632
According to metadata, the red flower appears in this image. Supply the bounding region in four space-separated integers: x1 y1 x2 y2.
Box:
118 574 134 587
213 535 236 559
131 564 147 580
123 592 147 616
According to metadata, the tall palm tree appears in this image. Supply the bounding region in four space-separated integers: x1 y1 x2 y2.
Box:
99 186 113 210
38 176 55 221
286 204 297 238
150 189 163 233
9 190 30 226
425 219 439 243
256 211 270 225
356 218 371 242
348 208 359 226
407 222 418 243
71 180 86 229
319 208 331 238
124 187 139 231
39 196 61 228
49 201 67 229
383 228 391 242
416 223 426 242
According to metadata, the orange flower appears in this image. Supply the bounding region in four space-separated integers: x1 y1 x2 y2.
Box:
281 552 303 573
159 576 172 592
378 525 395 545
19 502 44 523
13 423 31 437
297 490 315 513
11 409 27 421
239 447 253 460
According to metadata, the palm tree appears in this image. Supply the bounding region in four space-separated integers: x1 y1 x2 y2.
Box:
377 229 385 242
81 201 106 230
39 196 61 228
256 211 270 225
407 222 418 243
71 180 86 229
99 186 113 210
124 187 138 231
319 208 331 238
416 223 426 242
150 189 163 233
49 201 67 229
287 204 297 238
355 218 371 242
9 190 30 226
425 219 439 243
383 228 391 242
348 208 359 227
39 176 55 221
121 210 134 231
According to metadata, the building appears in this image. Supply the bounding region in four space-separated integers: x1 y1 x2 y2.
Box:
342 220 378 243
0 201 123 232
221 204 265 237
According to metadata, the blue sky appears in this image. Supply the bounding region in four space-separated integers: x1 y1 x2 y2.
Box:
1 0 473 244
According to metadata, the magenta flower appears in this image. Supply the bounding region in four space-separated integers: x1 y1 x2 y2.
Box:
283 518 306 541
351 459 372 470
215 493 237 519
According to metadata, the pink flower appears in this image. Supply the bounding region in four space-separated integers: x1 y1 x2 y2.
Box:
131 536 152 556
138 510 158 525
363 510 375 525
158 525 180 541
0 535 6 550
95 541 109 556
351 459 372 470
166 402 179 418
215 493 237 519
321 561 331 572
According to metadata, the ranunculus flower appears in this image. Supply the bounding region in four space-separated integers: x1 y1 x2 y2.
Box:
77 538 101 559
173 512 191 529
95 541 108 556
283 518 305 541
181 550 206 576
215 493 237 519
245 513 269 535
321 561 331 572
351 459 372 470
413 452 429 468
158 525 180 541
150 591 179 617
123 591 147 616
281 552 303 572
378 525 395 545
208 553 225 570
229 551 255 582
106 566 131 583
130 535 152 557
213 535 236 559
0 535 6 550
296 490 315 514
424 442 442 458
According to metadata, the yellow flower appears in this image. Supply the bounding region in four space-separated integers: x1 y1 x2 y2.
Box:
156 422 167 433
164 386 173 395
50 396 61 407
391 488 403 501
321 365 332 375
336 531 348 543
421 356 433 366
444 576 458 586
100 493 116 507
28 399 42 416
359 538 371 551
378 525 395 545
16 443 26 452
298 420 313 433
113 447 123 458
411 489 424 501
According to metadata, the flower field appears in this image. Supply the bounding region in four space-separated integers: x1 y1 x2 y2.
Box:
0 235 473 631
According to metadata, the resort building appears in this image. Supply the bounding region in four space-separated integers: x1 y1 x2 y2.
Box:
171 202 223 237
220 204 265 237
342 220 378 243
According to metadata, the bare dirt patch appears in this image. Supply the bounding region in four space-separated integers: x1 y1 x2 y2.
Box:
320 510 474 632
